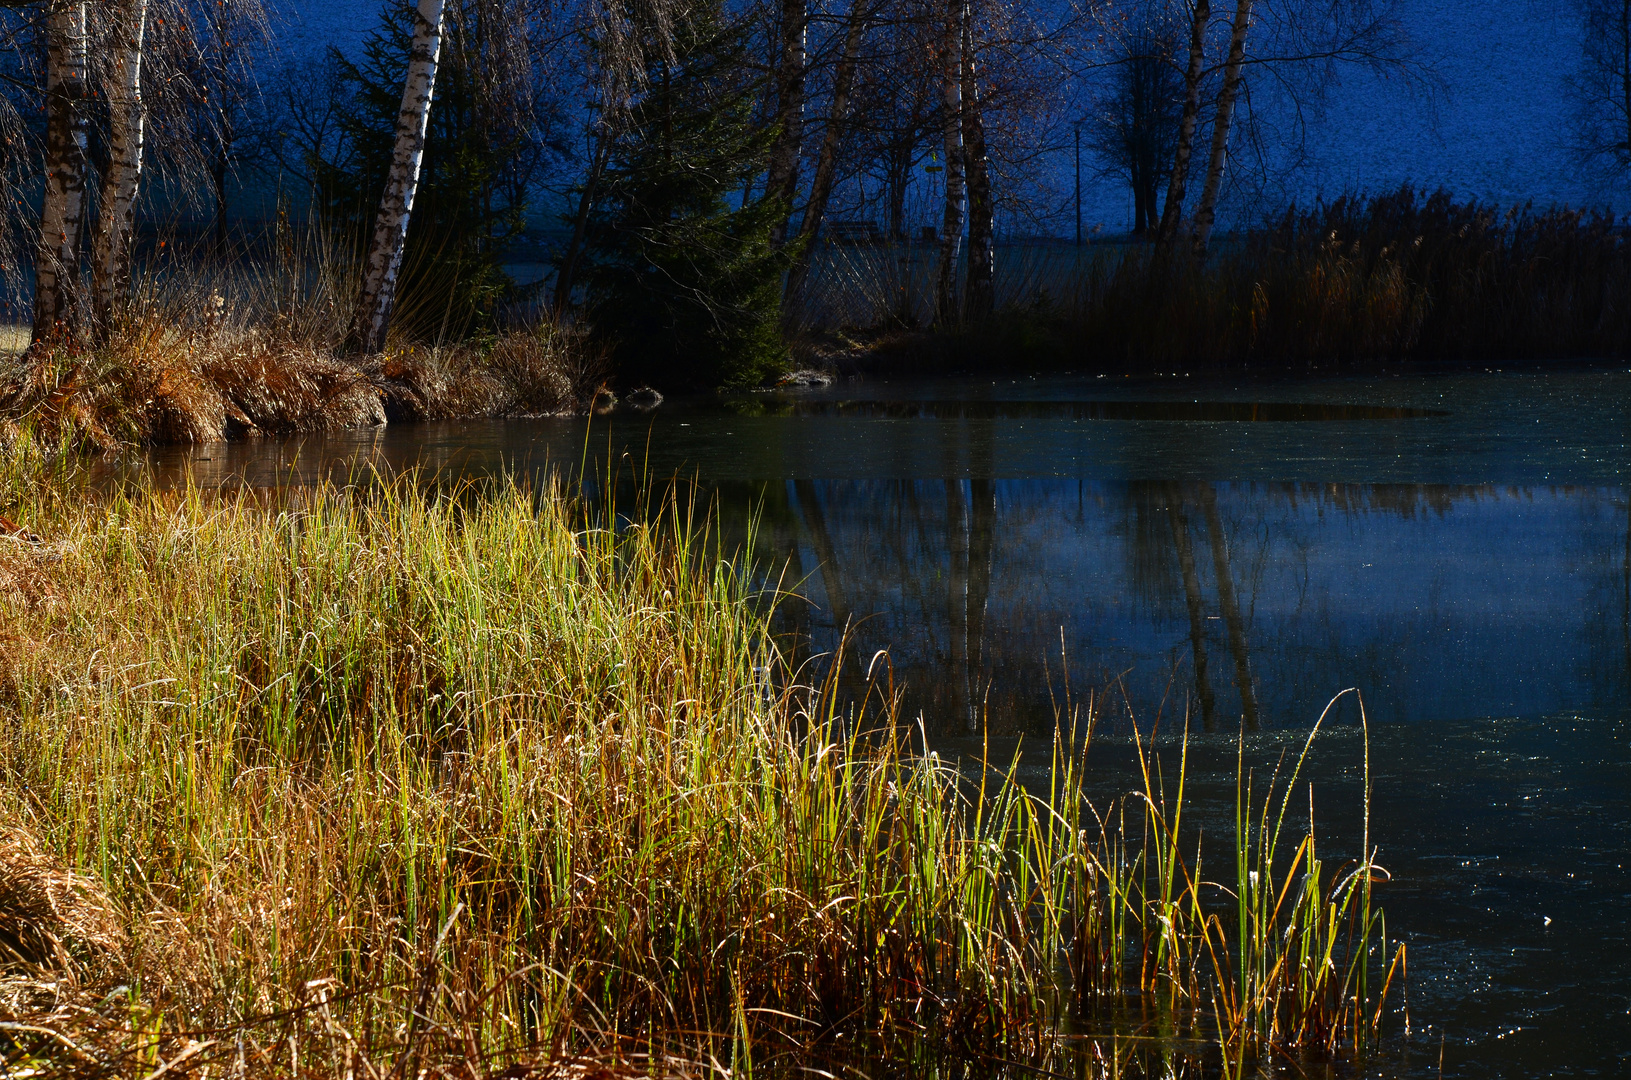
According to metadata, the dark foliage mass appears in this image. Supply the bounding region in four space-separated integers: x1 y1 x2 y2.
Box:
582 0 792 390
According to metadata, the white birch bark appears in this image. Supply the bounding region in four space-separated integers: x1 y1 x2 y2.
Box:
765 0 807 246
1156 0 1211 245
353 0 447 354
960 8 993 321
92 0 149 339
32 1 89 345
933 0 967 325
1191 0 1251 256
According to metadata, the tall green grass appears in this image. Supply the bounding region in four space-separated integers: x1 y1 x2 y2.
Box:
0 453 1403 1077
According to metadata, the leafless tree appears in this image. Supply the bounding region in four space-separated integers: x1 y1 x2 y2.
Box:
177 0 270 257
1085 13 1182 236
764 0 808 244
1568 0 1631 180
784 0 868 303
846 0 939 241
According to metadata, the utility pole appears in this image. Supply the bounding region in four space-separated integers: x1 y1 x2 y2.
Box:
1074 121 1082 246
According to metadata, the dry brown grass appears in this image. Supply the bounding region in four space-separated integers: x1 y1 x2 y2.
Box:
0 825 124 979
0 312 608 451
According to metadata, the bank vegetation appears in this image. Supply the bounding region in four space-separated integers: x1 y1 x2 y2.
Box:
0 451 1403 1076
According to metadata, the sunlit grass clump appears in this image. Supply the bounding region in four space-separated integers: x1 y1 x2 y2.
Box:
0 454 1403 1077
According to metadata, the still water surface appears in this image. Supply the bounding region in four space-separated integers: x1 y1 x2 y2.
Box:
139 367 1631 1077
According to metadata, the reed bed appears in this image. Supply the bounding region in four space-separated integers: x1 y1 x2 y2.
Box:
0 452 1403 1077
799 188 1631 373
1056 188 1631 369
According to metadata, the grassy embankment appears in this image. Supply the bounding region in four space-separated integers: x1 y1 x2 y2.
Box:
0 226 611 452
0 446 1404 1077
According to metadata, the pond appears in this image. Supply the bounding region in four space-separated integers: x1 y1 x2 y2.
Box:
138 365 1631 1078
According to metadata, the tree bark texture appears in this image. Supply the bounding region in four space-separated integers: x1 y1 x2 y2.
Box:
32 1 90 345
765 0 808 246
934 0 967 325
783 0 867 307
353 0 447 354
92 0 149 340
1190 0 1251 256
960 9 993 321
1156 0 1210 246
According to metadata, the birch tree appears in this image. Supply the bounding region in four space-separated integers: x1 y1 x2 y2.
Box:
1155 0 1208 245
352 0 449 354
1189 0 1249 255
933 0 966 324
960 6 993 320
764 0 807 245
784 0 867 304
90 0 149 339
32 1 89 345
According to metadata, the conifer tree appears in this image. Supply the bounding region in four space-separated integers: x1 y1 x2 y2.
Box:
583 0 790 390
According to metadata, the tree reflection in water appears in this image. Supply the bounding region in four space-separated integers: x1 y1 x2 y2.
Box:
750 480 1631 739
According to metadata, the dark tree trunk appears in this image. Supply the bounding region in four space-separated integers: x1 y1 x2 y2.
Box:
765 0 808 246
554 128 611 313
784 0 867 307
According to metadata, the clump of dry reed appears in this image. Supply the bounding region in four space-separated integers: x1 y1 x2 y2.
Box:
0 454 1405 1077
0 315 604 451
0 215 612 451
